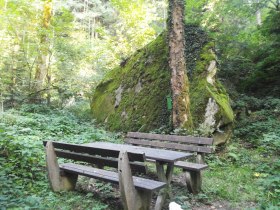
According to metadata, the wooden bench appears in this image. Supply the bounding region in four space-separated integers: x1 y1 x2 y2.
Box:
43 141 166 210
125 132 214 194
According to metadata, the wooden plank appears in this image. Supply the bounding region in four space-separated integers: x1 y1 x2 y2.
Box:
60 163 166 191
174 161 208 171
43 141 146 162
46 141 63 191
155 161 168 210
85 142 192 162
145 159 207 171
118 151 142 210
55 150 147 174
43 141 120 158
45 142 77 191
127 152 146 162
127 132 213 145
125 139 213 153
185 171 202 194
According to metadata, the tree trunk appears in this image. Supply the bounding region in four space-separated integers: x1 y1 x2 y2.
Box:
33 0 52 102
46 73 51 106
10 67 16 107
168 0 192 129
0 93 4 113
256 0 262 26
256 9 262 25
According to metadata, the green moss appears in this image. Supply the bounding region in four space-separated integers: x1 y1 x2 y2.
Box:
190 42 234 128
91 33 171 132
190 79 210 126
194 42 216 75
190 77 234 135
90 79 116 122
207 85 234 124
91 26 234 137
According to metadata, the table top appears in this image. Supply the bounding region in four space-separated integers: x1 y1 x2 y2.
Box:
85 142 192 163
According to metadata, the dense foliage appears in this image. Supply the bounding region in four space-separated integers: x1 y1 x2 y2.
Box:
243 10 280 96
0 0 166 108
0 0 279 209
0 103 279 209
0 104 121 209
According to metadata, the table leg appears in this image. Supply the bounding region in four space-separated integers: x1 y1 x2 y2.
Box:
155 161 174 210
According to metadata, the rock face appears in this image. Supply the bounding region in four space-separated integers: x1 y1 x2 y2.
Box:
189 44 234 144
91 33 170 132
91 25 234 144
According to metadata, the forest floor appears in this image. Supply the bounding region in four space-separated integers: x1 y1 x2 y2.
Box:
191 200 257 210
0 104 279 210
75 173 259 210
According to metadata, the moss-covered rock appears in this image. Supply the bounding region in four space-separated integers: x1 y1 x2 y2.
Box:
189 43 234 144
91 25 234 144
91 33 171 132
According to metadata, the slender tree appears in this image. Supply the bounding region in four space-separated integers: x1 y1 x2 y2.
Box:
168 0 192 130
33 0 53 102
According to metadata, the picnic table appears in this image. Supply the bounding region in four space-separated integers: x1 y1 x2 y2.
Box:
85 142 192 210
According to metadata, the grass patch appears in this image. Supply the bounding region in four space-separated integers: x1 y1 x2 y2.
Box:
204 165 258 202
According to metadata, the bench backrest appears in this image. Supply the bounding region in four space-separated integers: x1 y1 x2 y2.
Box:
43 141 147 174
125 132 214 154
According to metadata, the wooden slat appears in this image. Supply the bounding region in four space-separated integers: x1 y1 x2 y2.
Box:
43 141 119 158
174 161 208 171
127 132 213 145
127 152 146 162
125 139 213 154
43 141 146 162
85 142 192 162
55 150 147 174
145 159 207 171
60 163 166 191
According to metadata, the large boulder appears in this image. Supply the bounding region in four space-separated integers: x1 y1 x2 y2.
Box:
91 33 170 132
91 25 234 144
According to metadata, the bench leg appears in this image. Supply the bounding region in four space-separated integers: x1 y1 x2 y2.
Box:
137 190 152 210
184 170 202 194
118 151 152 210
155 161 174 210
46 141 78 191
196 153 205 164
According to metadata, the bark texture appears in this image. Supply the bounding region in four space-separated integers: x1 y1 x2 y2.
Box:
168 0 192 129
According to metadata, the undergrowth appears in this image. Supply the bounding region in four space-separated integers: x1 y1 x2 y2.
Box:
0 104 121 209
200 96 280 209
232 96 280 208
0 101 279 209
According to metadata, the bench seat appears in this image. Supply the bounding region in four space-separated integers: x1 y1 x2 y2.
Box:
146 158 207 172
60 163 166 191
174 161 208 171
